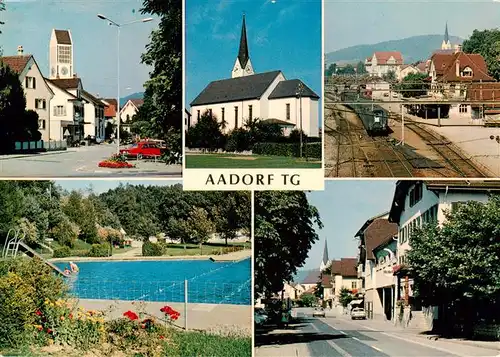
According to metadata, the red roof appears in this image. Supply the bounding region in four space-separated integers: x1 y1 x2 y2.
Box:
364 218 398 260
431 52 494 82
331 258 358 277
373 51 403 65
129 98 144 108
416 62 428 73
48 77 81 90
321 275 333 288
0 55 32 73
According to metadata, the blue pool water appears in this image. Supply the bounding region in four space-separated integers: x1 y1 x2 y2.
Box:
56 259 251 305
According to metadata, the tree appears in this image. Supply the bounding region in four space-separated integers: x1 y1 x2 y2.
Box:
407 197 500 327
300 293 316 307
254 191 323 299
212 191 251 245
356 61 367 75
185 110 225 151
325 63 337 77
135 215 159 240
462 29 500 81
133 0 182 162
337 64 355 75
339 287 354 307
185 207 215 250
397 72 430 98
382 70 397 82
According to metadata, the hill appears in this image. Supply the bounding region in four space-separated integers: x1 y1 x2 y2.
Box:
120 92 144 107
326 35 464 65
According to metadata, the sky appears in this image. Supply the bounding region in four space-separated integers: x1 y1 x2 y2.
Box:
185 0 322 110
1 0 158 98
301 180 397 271
325 0 500 52
54 180 181 194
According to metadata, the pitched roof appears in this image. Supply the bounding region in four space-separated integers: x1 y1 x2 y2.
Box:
373 51 403 65
1 55 32 73
321 275 333 288
321 240 329 266
82 90 104 106
444 22 450 43
354 211 389 238
45 78 78 99
54 29 71 45
364 218 398 260
302 270 321 284
237 15 250 69
268 79 319 100
190 70 282 106
331 258 357 277
416 62 428 73
130 98 144 108
430 52 494 82
103 98 117 117
103 98 117 106
48 77 81 90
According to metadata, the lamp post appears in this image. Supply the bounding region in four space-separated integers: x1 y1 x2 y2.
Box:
97 14 153 155
296 82 304 158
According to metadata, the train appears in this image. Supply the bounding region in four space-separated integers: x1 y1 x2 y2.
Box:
339 92 389 136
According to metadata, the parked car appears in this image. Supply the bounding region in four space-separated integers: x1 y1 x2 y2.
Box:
312 307 325 318
119 141 165 158
255 307 268 326
351 307 367 320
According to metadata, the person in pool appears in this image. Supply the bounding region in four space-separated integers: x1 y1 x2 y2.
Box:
69 261 79 273
64 267 71 275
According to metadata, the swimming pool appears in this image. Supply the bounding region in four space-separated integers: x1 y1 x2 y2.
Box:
56 259 251 305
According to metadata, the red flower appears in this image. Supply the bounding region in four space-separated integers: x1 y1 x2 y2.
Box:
123 310 139 320
35 310 42 316
46 328 52 334
69 313 73 319
159 335 164 340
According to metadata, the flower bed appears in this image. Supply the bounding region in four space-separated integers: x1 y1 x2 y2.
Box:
98 154 135 169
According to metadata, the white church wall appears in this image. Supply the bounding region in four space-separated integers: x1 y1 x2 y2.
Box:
259 73 286 120
268 97 319 137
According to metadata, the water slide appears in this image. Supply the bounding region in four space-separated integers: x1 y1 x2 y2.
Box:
16 241 65 276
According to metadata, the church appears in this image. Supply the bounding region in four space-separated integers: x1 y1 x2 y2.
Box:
189 15 320 137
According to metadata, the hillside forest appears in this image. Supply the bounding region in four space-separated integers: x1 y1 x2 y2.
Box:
0 181 251 257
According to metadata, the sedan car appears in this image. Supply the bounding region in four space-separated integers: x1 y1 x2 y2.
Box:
351 307 367 320
312 307 325 317
119 141 165 159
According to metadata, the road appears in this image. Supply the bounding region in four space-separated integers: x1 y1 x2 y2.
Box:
255 308 499 357
0 144 182 177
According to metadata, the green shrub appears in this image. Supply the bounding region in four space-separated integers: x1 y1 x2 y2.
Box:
53 246 72 258
225 128 251 152
252 142 321 159
142 241 164 256
87 243 110 257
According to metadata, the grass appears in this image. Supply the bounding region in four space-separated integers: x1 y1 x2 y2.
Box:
185 153 321 169
163 242 249 256
167 330 251 357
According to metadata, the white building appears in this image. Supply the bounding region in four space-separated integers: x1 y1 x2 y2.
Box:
189 15 320 137
365 51 403 78
49 29 74 80
82 90 105 141
388 180 500 329
120 99 144 132
1 46 54 142
397 64 421 82
366 79 391 100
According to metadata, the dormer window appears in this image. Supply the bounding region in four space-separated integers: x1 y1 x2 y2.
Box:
462 67 473 77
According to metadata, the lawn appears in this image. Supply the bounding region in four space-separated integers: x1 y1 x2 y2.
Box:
185 153 322 169
163 242 250 256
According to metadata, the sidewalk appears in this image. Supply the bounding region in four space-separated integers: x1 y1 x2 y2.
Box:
335 313 500 352
255 325 311 357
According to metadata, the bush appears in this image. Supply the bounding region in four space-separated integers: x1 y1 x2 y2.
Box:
51 216 79 248
53 246 72 258
87 243 110 257
225 128 251 152
252 142 322 159
142 241 164 257
0 258 67 349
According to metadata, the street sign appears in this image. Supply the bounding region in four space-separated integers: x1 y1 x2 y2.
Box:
63 129 70 136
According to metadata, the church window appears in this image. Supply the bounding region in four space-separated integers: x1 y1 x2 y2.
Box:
209 108 213 117
126 114 130 121
234 106 239 128
248 105 253 120
286 103 290 120
221 108 225 122
459 104 468 113
197 110 200 120
57 45 71 64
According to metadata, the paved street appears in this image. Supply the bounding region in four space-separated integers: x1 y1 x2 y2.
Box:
255 308 500 357
0 144 181 177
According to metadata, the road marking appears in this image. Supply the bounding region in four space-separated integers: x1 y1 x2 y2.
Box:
371 346 383 352
310 322 352 357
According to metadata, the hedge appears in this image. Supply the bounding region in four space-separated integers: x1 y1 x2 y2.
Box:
252 142 322 159
142 241 164 257
53 246 72 258
87 243 110 257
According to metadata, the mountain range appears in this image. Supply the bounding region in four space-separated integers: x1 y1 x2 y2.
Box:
120 92 144 107
325 35 464 65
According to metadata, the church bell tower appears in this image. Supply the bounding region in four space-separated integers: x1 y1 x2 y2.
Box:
232 14 254 78
441 22 452 50
49 29 74 79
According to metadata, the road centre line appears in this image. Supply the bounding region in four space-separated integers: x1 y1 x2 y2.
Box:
310 322 352 357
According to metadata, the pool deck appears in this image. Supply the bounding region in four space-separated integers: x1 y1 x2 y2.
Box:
77 298 252 336
49 249 251 263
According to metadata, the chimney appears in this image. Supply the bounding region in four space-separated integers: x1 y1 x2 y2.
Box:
17 45 23 56
454 44 462 53
456 60 460 77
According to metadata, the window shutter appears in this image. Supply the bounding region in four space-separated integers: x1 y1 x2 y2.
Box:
33 77 36 89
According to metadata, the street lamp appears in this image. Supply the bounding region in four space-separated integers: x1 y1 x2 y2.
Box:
97 14 153 155
295 82 304 158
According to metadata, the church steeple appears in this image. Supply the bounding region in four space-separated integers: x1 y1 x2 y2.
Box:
232 14 254 78
441 22 452 50
319 239 329 272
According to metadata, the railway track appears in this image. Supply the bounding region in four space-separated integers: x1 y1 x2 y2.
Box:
405 123 487 178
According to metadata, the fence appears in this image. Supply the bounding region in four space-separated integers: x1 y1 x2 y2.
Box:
67 279 251 331
13 140 67 152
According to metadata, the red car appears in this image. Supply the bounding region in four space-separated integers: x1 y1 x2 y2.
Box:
120 141 165 158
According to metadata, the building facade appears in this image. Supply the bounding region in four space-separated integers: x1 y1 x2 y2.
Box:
365 51 403 78
120 99 144 132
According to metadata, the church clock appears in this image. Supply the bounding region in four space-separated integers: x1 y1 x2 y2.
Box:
61 66 68 76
